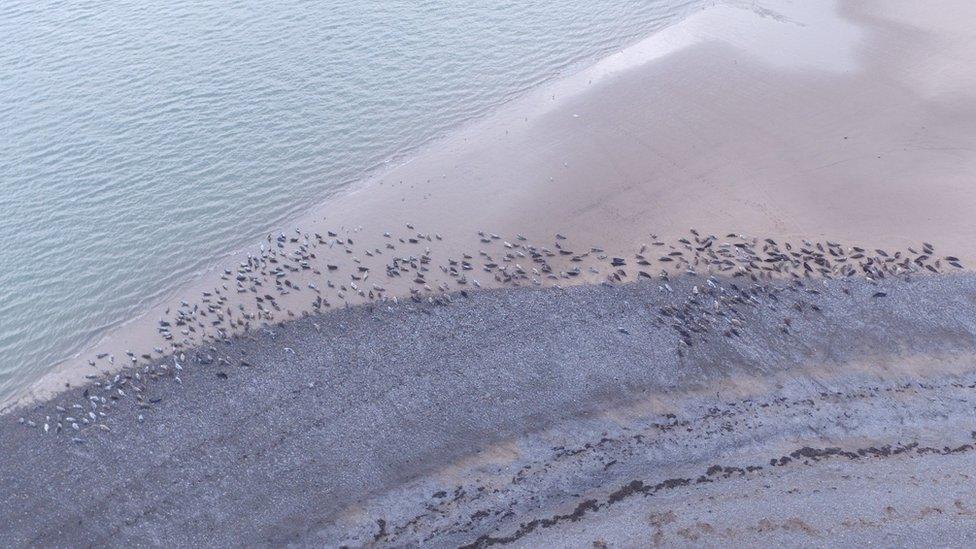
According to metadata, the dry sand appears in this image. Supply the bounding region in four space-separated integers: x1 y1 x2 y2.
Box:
5 0 976 545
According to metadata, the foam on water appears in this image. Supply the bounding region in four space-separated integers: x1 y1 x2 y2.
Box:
0 0 706 400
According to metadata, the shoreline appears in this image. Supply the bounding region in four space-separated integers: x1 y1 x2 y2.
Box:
0 1 709 410
9 0 976 411
2 1 710 410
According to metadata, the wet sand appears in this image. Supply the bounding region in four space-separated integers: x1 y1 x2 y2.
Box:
5 0 976 545
8 0 976 410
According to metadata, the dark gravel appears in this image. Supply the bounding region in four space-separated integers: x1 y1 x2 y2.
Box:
3 273 976 547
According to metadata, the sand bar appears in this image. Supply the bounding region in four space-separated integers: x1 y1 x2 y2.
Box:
5 0 976 410
8 0 975 411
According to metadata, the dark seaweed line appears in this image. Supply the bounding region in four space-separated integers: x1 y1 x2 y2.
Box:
456 436 976 548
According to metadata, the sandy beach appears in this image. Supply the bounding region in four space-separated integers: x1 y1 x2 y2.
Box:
7 0 976 410
5 0 976 545
2 0 974 409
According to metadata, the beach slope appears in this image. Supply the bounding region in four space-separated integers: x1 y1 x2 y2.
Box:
4 275 976 545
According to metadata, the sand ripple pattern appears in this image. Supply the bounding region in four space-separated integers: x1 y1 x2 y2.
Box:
0 0 703 399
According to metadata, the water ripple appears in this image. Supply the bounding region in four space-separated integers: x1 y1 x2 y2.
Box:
0 0 705 399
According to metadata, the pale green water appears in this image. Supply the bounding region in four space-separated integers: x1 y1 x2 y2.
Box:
0 0 704 400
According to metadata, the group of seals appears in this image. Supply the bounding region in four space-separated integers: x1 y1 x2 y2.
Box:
13 225 964 441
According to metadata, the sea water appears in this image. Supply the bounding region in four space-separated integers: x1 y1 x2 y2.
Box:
0 0 704 401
